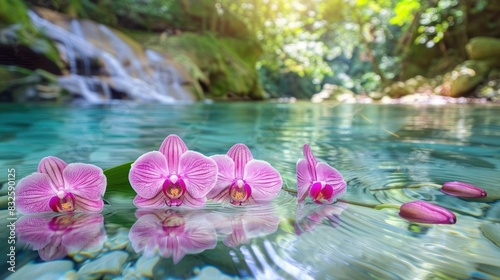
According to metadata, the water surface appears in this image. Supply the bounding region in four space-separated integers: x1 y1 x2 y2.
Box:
1 102 499 279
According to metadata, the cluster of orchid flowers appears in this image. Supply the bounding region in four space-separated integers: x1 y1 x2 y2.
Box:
16 134 487 225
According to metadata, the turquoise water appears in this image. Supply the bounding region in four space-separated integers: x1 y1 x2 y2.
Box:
1 102 499 279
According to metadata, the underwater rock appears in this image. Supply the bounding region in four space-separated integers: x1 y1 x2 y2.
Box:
104 228 130 250
70 245 103 262
480 222 500 248
77 250 128 278
136 255 161 278
6 260 76 280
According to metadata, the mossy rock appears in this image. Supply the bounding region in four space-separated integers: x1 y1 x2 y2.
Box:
466 37 500 61
382 81 412 98
441 60 490 97
0 65 64 102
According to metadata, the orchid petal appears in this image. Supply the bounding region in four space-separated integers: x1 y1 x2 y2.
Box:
159 134 188 174
207 155 235 199
37 156 67 189
16 173 55 214
182 192 207 208
179 151 218 198
303 144 318 180
129 151 168 199
73 194 104 212
208 188 231 204
316 162 346 199
316 162 345 185
296 159 312 203
227 144 253 179
243 160 282 202
63 163 106 200
133 192 167 208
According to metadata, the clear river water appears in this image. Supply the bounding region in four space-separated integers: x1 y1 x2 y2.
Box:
0 102 499 279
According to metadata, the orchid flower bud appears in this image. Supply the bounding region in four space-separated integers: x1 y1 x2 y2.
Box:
399 200 456 224
441 181 487 198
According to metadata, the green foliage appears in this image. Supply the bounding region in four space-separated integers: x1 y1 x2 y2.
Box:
414 0 463 47
1 0 63 69
391 0 420 26
0 0 31 26
141 32 264 99
103 161 134 198
5 0 496 99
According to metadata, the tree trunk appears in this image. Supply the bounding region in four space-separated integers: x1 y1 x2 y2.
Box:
356 16 387 84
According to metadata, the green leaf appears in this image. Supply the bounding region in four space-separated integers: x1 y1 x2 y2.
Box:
103 161 135 198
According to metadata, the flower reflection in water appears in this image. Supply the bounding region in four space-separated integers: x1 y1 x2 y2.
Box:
129 209 217 264
17 213 106 261
294 202 348 235
210 204 280 247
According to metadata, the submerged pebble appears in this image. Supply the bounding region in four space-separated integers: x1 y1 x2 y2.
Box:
136 255 160 278
77 250 129 279
105 229 130 250
6 260 76 280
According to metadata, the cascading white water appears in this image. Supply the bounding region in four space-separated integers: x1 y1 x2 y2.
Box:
28 10 193 103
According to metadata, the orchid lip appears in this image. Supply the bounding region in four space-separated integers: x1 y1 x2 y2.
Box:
49 192 76 213
310 181 334 204
229 180 252 205
163 176 186 201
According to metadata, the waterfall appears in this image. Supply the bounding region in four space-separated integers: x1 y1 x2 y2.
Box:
27 10 194 103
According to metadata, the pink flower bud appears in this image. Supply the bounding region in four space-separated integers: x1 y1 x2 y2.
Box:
399 200 456 224
441 181 487 198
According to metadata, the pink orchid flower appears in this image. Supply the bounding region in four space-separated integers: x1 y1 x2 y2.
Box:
129 209 217 264
297 144 346 204
208 144 282 205
16 156 106 214
17 213 106 261
129 134 218 208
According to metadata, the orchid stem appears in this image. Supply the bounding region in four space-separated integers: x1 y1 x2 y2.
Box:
374 203 401 210
370 183 442 191
282 187 297 194
281 187 395 209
